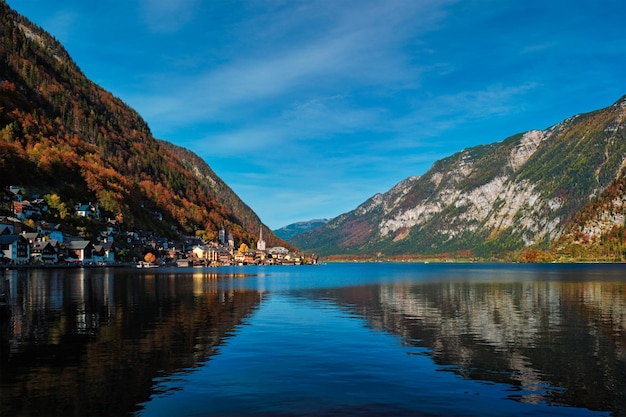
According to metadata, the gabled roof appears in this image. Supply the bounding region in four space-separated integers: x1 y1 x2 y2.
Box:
32 240 57 252
0 234 25 244
93 241 113 251
8 187 22 196
66 240 92 250
38 221 61 231
0 215 22 224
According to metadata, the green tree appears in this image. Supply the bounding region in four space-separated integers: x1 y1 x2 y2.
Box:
44 193 69 219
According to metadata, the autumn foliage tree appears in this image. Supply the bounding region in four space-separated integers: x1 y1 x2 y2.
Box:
0 2 292 249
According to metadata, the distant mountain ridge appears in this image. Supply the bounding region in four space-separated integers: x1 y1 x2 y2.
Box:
0 2 287 247
273 219 328 240
291 96 626 260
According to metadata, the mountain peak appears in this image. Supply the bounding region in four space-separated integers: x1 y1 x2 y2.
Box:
273 219 329 240
290 95 626 260
0 2 289 250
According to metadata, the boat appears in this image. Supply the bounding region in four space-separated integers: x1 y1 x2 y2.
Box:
176 259 190 267
136 261 159 268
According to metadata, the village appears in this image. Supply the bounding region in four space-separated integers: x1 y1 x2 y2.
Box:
0 186 317 268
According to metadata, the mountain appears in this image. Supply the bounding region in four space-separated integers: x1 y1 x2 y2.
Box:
291 96 626 260
550 165 626 261
0 2 287 248
161 141 285 247
273 219 329 240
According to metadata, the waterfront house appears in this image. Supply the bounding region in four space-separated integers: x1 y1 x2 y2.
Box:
21 232 40 244
268 246 289 262
93 240 115 263
218 248 231 264
192 245 219 264
66 240 95 263
31 240 59 264
254 250 266 264
243 251 257 264
233 250 245 264
0 234 30 264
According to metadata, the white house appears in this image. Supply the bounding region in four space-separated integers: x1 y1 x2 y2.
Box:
192 245 219 264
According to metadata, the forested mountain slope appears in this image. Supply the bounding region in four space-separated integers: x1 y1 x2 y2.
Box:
551 167 626 261
273 219 329 240
161 141 286 247
0 2 283 246
292 96 626 260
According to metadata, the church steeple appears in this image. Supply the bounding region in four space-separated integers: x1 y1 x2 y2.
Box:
256 225 266 251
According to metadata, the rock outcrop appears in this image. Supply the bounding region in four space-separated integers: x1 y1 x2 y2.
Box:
292 96 626 257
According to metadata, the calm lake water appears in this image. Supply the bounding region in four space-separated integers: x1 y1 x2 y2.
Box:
1 263 625 417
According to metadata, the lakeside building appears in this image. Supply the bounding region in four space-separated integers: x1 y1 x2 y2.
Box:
257 227 266 251
1 186 317 267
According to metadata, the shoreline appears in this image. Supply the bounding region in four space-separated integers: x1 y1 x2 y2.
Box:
2 262 134 270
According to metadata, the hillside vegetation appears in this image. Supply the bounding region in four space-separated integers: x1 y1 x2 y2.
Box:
273 219 329 240
0 2 285 247
292 97 626 261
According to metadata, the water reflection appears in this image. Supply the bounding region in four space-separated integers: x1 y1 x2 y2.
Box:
0 268 263 417
1 264 625 417
300 277 626 415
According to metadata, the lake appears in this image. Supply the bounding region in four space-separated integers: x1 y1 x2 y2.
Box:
1 263 625 416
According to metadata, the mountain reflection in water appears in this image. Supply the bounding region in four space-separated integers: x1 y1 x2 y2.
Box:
0 269 262 416
298 279 626 414
0 264 624 416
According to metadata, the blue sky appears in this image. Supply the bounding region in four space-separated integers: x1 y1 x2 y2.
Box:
7 0 626 229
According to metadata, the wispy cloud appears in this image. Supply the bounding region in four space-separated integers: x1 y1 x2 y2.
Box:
139 0 201 33
388 83 540 141
186 96 386 160
9 0 623 228
129 0 451 129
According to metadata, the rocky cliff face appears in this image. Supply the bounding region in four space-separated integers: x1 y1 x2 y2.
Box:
292 96 626 257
